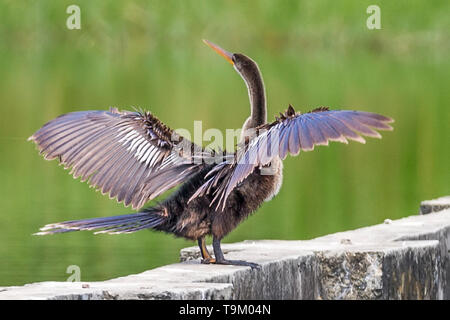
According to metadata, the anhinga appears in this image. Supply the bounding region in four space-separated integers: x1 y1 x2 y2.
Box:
29 40 393 268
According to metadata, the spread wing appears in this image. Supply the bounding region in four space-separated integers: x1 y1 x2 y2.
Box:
190 106 394 210
29 107 209 210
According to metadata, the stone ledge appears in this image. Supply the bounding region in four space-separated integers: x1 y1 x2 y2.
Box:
420 195 450 215
1 198 449 300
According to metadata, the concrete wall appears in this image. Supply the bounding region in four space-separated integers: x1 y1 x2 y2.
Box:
1 196 449 300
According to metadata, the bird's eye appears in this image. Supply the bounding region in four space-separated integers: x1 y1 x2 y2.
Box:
231 55 237 63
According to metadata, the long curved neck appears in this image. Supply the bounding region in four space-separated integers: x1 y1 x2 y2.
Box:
236 63 267 129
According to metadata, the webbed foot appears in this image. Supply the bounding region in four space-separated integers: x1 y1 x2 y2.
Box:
215 258 261 269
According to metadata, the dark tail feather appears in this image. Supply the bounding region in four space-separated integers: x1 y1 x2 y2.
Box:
34 209 165 235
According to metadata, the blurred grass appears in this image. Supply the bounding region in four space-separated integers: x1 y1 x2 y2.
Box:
0 0 449 285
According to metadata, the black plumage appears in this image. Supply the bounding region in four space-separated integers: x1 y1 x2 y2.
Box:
30 40 393 268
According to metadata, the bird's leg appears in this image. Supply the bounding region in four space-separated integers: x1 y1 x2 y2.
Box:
198 237 215 264
212 236 261 269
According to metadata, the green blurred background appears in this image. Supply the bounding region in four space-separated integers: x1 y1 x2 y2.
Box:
0 0 448 286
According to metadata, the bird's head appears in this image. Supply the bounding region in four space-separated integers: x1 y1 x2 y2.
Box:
203 39 267 130
203 39 261 82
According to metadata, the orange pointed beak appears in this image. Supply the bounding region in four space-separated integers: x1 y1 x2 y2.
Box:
203 39 234 65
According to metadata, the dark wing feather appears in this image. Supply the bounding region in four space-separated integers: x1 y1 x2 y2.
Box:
29 107 207 210
191 106 394 210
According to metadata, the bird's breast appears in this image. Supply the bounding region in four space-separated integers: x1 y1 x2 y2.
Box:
234 156 283 211
261 157 283 202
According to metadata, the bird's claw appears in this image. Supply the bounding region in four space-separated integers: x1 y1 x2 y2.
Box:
201 256 261 269
201 257 216 264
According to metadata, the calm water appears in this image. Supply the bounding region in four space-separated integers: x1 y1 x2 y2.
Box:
0 1 448 286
